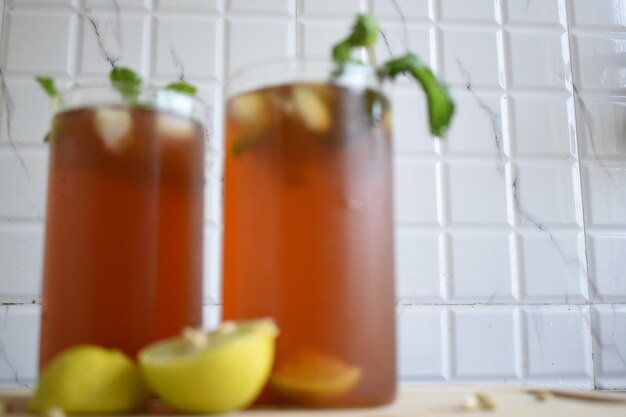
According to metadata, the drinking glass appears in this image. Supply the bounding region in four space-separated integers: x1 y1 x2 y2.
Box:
40 86 207 368
222 61 396 407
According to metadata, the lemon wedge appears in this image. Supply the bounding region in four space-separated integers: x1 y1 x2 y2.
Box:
138 319 278 414
29 345 146 414
269 349 362 402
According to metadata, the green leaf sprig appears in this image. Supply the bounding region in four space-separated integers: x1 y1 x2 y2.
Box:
36 77 58 98
332 14 455 137
36 77 59 142
109 66 142 102
332 14 379 65
383 54 455 137
36 68 199 142
165 81 198 96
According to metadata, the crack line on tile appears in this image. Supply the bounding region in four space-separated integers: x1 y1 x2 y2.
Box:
387 0 410 50
0 68 30 179
572 84 617 186
456 59 505 175
511 173 592 305
379 28 394 57
80 10 121 68
111 0 123 52
170 48 185 81
0 306 27 387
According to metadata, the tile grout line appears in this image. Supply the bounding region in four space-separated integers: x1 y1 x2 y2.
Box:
141 0 154 79
0 0 6 148
557 0 597 388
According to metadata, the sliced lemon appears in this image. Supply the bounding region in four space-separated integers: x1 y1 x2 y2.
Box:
291 85 331 134
269 349 362 402
29 345 146 414
138 319 278 414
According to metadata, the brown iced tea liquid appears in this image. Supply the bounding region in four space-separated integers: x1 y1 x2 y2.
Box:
223 83 396 406
40 106 204 368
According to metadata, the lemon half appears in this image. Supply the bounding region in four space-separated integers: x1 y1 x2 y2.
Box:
270 349 362 403
29 345 146 414
138 319 278 414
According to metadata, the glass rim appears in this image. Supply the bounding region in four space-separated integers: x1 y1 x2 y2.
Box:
53 84 209 126
226 57 383 98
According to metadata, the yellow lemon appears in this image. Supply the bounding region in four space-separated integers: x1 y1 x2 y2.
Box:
138 319 278 414
29 345 146 414
270 349 362 403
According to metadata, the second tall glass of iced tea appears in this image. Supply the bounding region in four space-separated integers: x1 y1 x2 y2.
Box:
40 87 206 368
223 61 396 407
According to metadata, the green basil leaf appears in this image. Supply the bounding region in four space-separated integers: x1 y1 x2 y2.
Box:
165 81 198 96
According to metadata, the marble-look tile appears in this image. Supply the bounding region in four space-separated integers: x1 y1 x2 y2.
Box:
448 232 515 303
451 307 517 379
83 0 149 12
523 306 593 385
512 161 579 226
389 86 438 153
372 0 431 21
439 0 496 23
503 0 563 26
447 161 509 225
227 17 294 75
154 15 223 81
78 13 147 76
205 151 223 226
0 79 53 144
204 224 222 304
395 231 442 302
0 225 43 303
0 152 48 219
394 158 439 225
397 306 445 381
3 11 74 75
582 165 626 227
571 33 626 93
375 22 432 69
298 18 354 59
299 0 365 17
202 304 222 330
517 231 587 303
507 94 576 157
588 234 626 302
441 28 501 88
568 0 626 30
505 30 568 90
155 0 222 13
575 96 626 159
0 305 39 387
444 91 506 157
591 305 626 389
229 0 294 15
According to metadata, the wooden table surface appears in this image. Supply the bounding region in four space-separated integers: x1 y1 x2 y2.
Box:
2 385 626 416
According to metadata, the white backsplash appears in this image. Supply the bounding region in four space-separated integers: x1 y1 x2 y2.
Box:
0 0 624 389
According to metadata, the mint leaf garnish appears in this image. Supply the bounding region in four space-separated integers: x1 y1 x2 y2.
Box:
36 77 58 98
109 66 141 102
332 14 379 64
165 81 197 96
382 54 455 137
331 14 455 138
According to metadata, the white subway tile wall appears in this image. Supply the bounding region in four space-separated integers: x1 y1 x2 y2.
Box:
0 0 624 389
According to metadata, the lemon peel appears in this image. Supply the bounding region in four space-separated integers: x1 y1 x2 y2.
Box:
269 350 362 402
139 318 278 414
29 345 146 414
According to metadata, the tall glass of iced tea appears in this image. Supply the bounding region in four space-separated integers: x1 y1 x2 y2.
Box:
223 61 395 407
40 86 206 369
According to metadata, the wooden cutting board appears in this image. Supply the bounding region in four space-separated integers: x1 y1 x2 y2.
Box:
2 385 626 416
